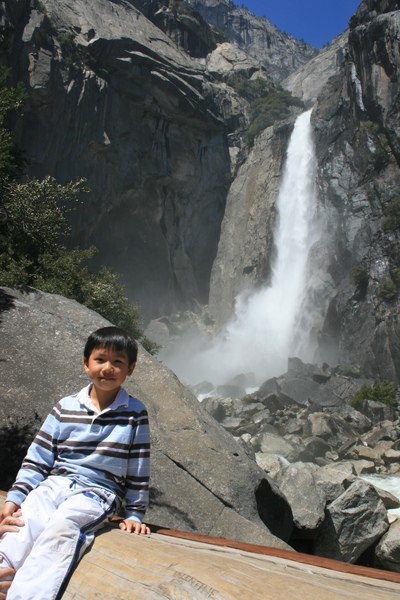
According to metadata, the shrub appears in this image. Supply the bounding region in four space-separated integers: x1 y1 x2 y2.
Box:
57 33 81 68
226 76 304 146
350 380 396 409
377 277 397 301
383 194 400 231
357 120 389 171
246 91 304 146
351 264 369 289
226 76 270 102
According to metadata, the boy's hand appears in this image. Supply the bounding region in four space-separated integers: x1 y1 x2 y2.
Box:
0 512 24 534
0 503 20 523
119 519 150 536
0 557 15 599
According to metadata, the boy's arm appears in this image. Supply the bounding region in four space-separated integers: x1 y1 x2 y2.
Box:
0 502 20 522
122 406 150 530
5 405 60 508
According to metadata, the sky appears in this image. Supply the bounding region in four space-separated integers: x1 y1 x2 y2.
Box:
241 0 362 49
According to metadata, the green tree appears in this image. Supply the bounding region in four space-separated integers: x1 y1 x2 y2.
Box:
0 67 27 188
0 69 159 354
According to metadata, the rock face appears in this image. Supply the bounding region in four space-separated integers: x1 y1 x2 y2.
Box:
190 0 318 82
8 0 400 391
4 0 234 320
314 479 389 563
310 0 400 382
206 0 400 383
208 118 294 324
282 32 349 105
2 0 313 324
0 286 292 549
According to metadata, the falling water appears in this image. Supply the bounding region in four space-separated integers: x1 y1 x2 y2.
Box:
165 110 320 387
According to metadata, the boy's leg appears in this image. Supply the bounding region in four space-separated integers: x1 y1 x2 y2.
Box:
0 477 62 574
6 480 115 600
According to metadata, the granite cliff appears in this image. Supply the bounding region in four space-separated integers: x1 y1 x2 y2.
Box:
207 0 400 385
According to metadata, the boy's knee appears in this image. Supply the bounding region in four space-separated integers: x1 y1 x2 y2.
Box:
39 517 79 554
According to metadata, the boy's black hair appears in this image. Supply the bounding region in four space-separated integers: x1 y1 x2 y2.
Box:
84 326 138 365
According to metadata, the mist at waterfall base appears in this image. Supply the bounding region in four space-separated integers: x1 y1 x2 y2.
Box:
163 111 322 391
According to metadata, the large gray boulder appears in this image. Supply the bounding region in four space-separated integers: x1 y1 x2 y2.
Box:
0 287 293 549
314 479 389 562
375 519 400 572
275 462 326 537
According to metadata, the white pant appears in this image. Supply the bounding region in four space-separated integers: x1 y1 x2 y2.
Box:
0 476 115 600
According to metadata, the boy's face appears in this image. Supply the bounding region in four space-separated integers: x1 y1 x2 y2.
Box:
83 345 135 394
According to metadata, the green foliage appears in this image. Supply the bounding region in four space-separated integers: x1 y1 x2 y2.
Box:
57 32 80 68
377 277 397 302
227 76 304 147
383 193 400 231
0 70 159 354
0 67 27 186
226 76 270 102
1 176 87 260
246 90 304 146
210 25 229 43
350 380 396 409
357 120 389 171
351 264 369 289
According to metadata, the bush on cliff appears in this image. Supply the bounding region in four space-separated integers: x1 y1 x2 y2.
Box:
383 192 400 231
227 77 304 146
377 277 397 302
247 90 304 146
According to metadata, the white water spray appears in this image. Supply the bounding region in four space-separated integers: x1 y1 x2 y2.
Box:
165 110 320 387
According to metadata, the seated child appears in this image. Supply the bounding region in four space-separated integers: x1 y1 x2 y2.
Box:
0 326 150 600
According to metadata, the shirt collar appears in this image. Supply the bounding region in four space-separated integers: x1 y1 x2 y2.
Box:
77 384 129 414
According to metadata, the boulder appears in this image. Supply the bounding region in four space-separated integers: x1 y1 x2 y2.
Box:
200 397 227 422
314 479 389 563
253 432 301 462
0 287 293 548
276 463 326 538
375 520 400 572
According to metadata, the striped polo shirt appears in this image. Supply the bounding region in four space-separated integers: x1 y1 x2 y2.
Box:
6 385 150 523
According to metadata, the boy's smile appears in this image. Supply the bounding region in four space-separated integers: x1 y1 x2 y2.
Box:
83 346 135 410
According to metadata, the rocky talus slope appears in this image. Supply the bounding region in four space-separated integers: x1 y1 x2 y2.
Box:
197 357 400 568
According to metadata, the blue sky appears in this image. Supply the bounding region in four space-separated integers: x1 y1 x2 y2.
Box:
241 0 362 48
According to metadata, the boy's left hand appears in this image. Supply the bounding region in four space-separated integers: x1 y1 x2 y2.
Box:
119 519 150 536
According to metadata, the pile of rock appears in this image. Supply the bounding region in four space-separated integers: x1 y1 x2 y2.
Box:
196 357 400 571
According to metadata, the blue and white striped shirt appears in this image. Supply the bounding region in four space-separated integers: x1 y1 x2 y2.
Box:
7 385 150 523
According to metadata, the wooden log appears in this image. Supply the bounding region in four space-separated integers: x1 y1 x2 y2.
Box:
1 492 400 598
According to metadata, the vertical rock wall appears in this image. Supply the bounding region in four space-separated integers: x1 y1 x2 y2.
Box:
5 0 232 320
311 1 400 381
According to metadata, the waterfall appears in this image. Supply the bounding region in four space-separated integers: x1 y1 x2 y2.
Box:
164 110 320 387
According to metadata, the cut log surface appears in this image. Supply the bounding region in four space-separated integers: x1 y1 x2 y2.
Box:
2 493 400 599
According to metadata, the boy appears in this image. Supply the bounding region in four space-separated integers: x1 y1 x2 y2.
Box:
0 326 150 600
